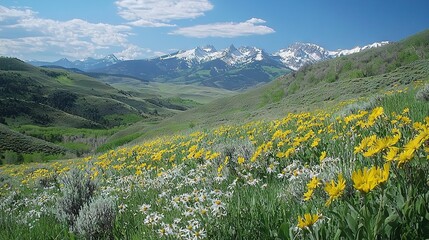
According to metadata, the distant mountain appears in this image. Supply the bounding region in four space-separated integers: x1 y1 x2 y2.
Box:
273 41 390 70
27 42 389 90
160 44 284 68
97 45 289 90
28 54 121 71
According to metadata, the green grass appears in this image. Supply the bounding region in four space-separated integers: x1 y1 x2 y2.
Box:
56 75 74 85
99 77 236 104
1 87 428 239
96 132 142 153
0 124 66 155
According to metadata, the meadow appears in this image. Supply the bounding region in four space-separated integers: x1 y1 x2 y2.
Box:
1 82 428 239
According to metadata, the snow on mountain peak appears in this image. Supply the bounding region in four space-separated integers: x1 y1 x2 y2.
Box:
156 40 389 71
275 41 390 70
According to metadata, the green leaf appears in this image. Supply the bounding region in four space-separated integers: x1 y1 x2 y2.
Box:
278 222 290 240
385 213 399 225
334 229 342 240
345 214 358 234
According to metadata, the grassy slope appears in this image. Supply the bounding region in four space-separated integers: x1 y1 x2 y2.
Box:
96 75 235 104
127 29 429 142
0 124 66 154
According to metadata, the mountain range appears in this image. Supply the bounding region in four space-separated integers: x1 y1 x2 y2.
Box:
27 41 389 90
28 54 120 72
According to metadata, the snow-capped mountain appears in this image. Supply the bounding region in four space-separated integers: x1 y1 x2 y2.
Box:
27 41 390 90
158 41 389 71
28 41 389 73
274 41 390 70
273 43 332 71
159 44 275 68
329 41 390 57
28 54 121 71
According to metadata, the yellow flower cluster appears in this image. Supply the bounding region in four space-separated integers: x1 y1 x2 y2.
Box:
324 174 346 206
351 164 390 193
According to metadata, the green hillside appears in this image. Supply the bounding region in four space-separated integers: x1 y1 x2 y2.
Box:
0 58 200 156
0 124 66 155
95 75 235 104
127 29 429 142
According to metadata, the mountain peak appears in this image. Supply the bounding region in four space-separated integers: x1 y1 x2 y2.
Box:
105 54 119 62
274 41 389 70
201 45 217 53
227 44 238 52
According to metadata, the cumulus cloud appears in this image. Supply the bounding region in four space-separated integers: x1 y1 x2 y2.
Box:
115 0 213 27
114 44 166 60
169 18 275 38
0 5 141 60
0 5 34 21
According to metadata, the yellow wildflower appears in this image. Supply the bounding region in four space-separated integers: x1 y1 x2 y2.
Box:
297 213 320 229
237 156 245 165
397 148 415 166
284 148 295 158
324 173 346 206
311 138 320 148
307 177 321 190
319 151 327 162
303 189 314 201
351 164 388 193
384 147 399 162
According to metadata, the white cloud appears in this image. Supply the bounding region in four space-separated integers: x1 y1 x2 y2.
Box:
0 5 149 60
169 18 275 38
115 0 213 27
115 44 166 60
0 5 34 21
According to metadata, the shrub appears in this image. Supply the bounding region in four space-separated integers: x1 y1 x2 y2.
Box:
416 84 429 101
3 151 24 165
55 168 97 227
74 196 116 239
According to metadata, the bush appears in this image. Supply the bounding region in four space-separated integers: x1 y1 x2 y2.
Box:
74 196 116 239
55 168 97 227
416 84 429 101
3 151 24 165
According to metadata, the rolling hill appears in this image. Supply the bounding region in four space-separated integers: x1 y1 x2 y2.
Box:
0 58 200 128
0 58 214 155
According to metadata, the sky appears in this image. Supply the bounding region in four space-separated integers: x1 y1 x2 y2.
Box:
0 0 428 61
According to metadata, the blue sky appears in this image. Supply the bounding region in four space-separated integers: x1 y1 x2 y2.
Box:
0 0 428 61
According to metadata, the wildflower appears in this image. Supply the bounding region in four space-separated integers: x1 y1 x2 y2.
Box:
303 189 314 201
192 229 207 239
297 213 320 229
311 138 320 148
397 148 415 166
139 204 151 214
247 178 260 186
267 163 275 173
324 173 346 206
144 212 164 226
285 148 295 158
363 147 379 157
351 164 390 193
118 203 127 214
158 223 174 237
319 151 327 162
384 147 399 162
354 135 376 154
307 177 321 190
237 156 245 165
210 199 225 216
